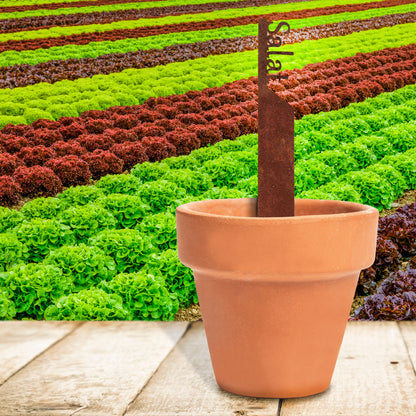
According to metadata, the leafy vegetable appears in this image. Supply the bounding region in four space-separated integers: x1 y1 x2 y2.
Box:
0 263 71 319
95 174 142 195
57 204 117 241
131 161 169 182
161 169 213 196
43 244 117 291
0 233 28 272
136 212 177 251
1 23 414 127
20 197 67 219
95 194 150 229
57 186 105 206
137 180 186 212
44 288 132 320
89 229 155 273
340 171 395 209
302 182 361 203
100 272 178 320
14 219 75 262
143 249 197 307
0 288 16 320
0 207 24 233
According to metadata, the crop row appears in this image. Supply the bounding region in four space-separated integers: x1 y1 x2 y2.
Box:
0 234 196 320
0 0 406 49
352 202 416 320
355 268 416 320
0 84 413 211
1 22 414 129
3 11 415 89
0 47 415 197
2 4 414 68
1 0 284 23
278 62 416 118
0 42 413 131
0 87 415 320
0 46 414 204
1 0 305 32
0 114 257 205
0 0 137 10
0 0 226 14
1 0 382 41
297 128 416 203
2 201 414 321
358 203 416 295
132 86 416 212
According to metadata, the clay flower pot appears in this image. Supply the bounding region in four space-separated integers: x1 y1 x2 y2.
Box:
176 198 378 398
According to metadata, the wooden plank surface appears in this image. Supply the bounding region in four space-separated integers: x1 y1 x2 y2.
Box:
0 321 414 416
280 322 416 416
399 321 416 374
125 320 279 416
0 321 80 386
0 321 189 416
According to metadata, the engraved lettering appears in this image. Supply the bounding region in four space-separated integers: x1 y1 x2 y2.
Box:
269 21 291 37
267 51 294 56
264 21 293 82
266 58 282 72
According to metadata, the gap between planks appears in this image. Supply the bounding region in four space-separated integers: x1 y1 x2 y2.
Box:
280 322 416 416
126 321 416 416
0 321 415 416
0 321 189 416
399 321 416 376
0 321 82 387
121 321 195 416
125 320 280 416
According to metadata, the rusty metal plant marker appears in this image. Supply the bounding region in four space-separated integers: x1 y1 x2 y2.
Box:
257 19 295 217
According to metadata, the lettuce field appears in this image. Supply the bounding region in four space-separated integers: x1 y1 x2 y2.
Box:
0 0 415 321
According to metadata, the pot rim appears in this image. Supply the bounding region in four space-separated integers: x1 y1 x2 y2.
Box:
176 197 378 222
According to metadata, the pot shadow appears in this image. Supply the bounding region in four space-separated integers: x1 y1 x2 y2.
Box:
156 319 218 390
155 320 279 410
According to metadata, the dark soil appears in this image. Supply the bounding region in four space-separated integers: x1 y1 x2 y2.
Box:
379 189 416 217
174 304 202 321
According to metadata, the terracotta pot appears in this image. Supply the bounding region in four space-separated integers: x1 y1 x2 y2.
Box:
176 198 378 398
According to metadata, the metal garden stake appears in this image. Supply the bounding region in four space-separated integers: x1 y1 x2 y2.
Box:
257 19 295 217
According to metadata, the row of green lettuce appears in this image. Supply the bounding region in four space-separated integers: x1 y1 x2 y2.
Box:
1 22 415 129
1 85 415 321
1 3 413 68
0 0 389 42
0 0 383 42
0 0 102 8
0 0 260 20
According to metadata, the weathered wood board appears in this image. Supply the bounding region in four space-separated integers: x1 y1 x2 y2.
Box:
0 321 414 416
280 322 416 416
0 321 80 386
0 321 189 416
125 320 280 416
399 321 416 374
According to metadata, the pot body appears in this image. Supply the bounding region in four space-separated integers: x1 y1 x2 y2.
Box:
176 198 379 398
